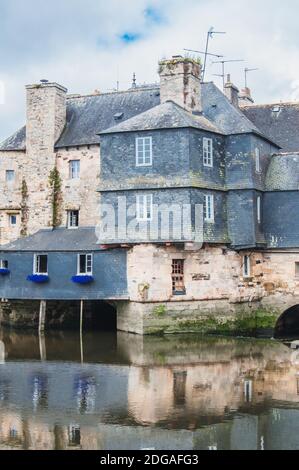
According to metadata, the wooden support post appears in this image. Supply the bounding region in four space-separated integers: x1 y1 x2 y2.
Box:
80 300 84 363
39 300 46 334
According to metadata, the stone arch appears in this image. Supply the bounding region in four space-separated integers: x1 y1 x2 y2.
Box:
274 304 299 339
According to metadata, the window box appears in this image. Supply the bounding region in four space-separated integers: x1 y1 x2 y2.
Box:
0 268 10 275
27 274 49 284
71 275 94 284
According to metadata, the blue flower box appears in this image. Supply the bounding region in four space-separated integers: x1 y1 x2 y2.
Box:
27 274 49 284
71 275 94 285
0 268 10 275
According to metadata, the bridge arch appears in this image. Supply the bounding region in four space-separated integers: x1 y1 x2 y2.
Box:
274 304 299 339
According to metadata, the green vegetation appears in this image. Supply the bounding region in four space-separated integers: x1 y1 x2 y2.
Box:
153 304 167 317
20 178 29 237
49 167 62 228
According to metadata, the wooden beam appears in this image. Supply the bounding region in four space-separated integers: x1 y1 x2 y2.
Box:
80 299 84 363
38 300 46 334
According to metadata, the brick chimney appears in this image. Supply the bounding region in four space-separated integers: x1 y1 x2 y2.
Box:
239 87 254 106
26 81 67 155
224 74 239 108
159 55 202 113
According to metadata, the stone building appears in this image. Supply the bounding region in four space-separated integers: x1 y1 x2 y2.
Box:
0 55 299 334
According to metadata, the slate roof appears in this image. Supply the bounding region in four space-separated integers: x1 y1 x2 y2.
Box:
0 87 161 151
265 153 299 191
99 100 221 135
0 126 26 151
242 102 299 152
0 227 103 252
201 82 278 144
0 81 282 151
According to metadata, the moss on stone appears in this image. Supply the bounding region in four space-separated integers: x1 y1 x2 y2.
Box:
153 304 167 317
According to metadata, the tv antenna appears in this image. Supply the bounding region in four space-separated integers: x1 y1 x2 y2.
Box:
202 27 226 82
183 47 224 83
212 59 244 89
244 67 258 88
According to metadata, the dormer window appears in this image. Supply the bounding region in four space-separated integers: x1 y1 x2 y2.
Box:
67 210 79 229
136 137 152 167
255 148 260 173
203 138 213 167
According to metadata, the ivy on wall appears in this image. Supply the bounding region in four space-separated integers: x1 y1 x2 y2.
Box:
49 167 63 228
20 178 29 237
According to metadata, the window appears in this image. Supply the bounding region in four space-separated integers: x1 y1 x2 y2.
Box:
172 259 186 295
67 210 79 228
295 263 299 278
0 260 8 269
77 254 93 275
136 137 152 166
244 379 253 402
257 196 261 224
204 194 214 222
6 170 15 183
203 137 213 167
69 160 80 179
255 148 260 173
34 254 48 275
136 194 153 221
68 425 81 447
243 255 251 277
9 214 17 227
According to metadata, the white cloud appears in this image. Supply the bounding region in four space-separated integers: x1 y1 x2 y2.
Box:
1 0 299 140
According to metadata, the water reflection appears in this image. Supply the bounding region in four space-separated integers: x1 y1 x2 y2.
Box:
0 329 298 450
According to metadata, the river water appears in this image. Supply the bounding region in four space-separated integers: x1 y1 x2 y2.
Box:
0 329 298 450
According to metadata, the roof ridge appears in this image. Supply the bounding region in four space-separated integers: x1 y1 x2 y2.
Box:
243 101 299 109
66 86 160 100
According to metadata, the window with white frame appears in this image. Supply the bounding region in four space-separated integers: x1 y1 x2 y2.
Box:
9 214 17 227
257 195 261 224
244 379 253 402
77 254 93 275
136 137 152 166
243 255 251 277
255 148 260 173
204 194 214 222
69 160 80 179
34 254 48 274
136 194 153 221
0 260 8 269
203 137 213 167
67 210 79 228
6 170 15 183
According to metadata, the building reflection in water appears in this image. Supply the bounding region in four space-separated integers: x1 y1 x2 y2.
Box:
0 330 298 449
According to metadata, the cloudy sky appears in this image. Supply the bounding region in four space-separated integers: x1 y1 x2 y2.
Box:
0 0 299 141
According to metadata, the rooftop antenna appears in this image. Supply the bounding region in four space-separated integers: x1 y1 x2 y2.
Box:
244 67 258 88
132 72 137 89
183 47 224 82
212 59 244 89
203 27 226 82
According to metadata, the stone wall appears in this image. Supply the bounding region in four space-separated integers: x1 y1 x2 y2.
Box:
56 145 101 227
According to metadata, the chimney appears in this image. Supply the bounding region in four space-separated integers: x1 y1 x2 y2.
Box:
238 87 254 106
224 74 239 108
26 81 67 155
159 55 202 113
